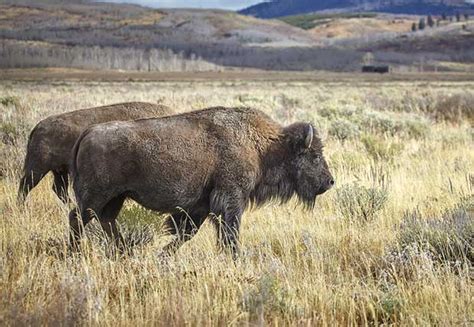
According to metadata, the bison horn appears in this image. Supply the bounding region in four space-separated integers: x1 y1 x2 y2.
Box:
305 124 313 148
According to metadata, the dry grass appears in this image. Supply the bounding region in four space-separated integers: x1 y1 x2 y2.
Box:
0 77 473 325
0 4 163 29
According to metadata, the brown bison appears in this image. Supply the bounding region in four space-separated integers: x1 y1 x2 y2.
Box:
69 107 334 258
18 102 174 204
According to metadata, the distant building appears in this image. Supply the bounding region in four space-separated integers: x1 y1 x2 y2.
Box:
361 65 391 74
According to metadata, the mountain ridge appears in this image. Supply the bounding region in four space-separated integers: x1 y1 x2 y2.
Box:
240 0 474 18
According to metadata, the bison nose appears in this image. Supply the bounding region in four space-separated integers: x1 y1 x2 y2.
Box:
316 177 335 195
325 177 335 191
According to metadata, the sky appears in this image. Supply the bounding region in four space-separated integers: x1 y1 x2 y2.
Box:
100 0 265 10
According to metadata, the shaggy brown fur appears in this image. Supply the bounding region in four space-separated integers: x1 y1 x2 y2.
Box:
69 107 334 258
18 102 174 204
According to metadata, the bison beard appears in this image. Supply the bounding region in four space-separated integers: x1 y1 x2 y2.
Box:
69 107 334 259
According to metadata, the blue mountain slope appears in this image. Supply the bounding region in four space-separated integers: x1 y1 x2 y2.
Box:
240 0 474 18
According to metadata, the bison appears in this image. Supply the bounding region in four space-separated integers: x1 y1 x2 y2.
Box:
69 107 334 258
18 102 174 204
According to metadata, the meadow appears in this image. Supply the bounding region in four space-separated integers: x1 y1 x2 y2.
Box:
0 75 473 325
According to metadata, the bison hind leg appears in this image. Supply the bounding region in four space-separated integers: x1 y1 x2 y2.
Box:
18 168 48 205
52 170 69 204
98 195 127 255
69 195 125 254
18 143 51 206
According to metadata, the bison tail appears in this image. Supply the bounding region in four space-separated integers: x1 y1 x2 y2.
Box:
70 127 92 181
22 123 40 172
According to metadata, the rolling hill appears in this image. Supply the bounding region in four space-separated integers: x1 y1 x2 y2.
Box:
0 2 317 48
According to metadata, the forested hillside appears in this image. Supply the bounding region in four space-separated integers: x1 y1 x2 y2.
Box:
240 0 474 18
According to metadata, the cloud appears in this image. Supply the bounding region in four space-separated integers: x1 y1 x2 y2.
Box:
100 0 264 10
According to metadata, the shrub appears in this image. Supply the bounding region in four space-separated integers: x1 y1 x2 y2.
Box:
335 183 389 223
118 205 165 247
0 122 30 145
328 119 360 141
274 94 301 123
0 96 31 146
87 220 154 252
374 292 404 324
383 242 436 283
118 204 164 230
399 91 436 114
329 150 368 173
86 204 164 250
320 105 429 139
361 134 404 162
397 199 473 267
0 275 92 326
429 93 474 124
360 111 429 139
438 127 472 149
0 96 20 107
240 275 298 322
319 105 359 121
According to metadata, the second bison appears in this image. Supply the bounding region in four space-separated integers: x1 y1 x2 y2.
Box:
18 102 174 204
69 107 334 258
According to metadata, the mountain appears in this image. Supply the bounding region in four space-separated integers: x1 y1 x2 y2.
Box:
0 2 316 48
240 0 474 18
0 1 472 72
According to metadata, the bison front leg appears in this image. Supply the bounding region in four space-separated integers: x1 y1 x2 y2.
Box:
52 170 69 204
216 212 242 261
210 191 245 260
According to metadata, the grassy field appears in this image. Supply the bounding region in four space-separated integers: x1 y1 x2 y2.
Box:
0 75 473 325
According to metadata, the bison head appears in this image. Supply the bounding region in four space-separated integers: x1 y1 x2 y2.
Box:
283 122 334 208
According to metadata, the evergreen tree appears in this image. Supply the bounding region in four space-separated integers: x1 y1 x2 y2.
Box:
456 12 461 22
411 22 417 32
427 15 434 28
418 18 425 30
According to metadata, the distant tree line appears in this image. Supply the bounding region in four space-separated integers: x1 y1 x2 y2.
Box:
2 33 471 72
0 41 220 72
0 39 365 72
412 11 470 31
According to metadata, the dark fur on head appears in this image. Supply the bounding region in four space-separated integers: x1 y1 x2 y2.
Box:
251 122 332 210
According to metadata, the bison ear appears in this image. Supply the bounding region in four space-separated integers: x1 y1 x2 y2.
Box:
286 123 314 154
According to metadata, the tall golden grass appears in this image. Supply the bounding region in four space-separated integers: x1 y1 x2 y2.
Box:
0 78 473 325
